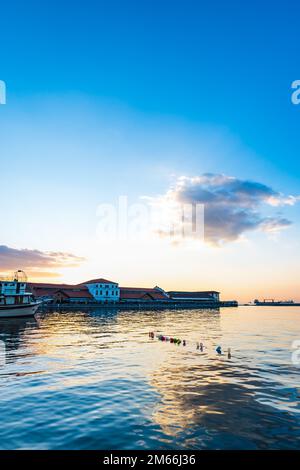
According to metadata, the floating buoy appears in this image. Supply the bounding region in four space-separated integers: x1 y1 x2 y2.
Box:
149 332 233 360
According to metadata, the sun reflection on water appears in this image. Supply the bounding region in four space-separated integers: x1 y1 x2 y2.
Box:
0 307 299 449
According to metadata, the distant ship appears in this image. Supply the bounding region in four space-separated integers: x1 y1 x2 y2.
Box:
0 270 41 318
253 299 300 306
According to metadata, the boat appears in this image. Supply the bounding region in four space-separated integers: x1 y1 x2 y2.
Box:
0 270 42 318
253 299 300 306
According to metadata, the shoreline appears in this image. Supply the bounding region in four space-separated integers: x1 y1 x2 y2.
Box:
39 300 238 311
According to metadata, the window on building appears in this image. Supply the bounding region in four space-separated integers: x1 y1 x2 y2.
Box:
106 291 108 296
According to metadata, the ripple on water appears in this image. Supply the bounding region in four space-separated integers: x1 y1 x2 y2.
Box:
0 307 299 449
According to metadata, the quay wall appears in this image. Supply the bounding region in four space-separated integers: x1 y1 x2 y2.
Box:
40 300 238 311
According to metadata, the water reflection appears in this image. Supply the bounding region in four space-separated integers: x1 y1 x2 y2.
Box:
0 317 38 364
150 358 300 449
0 307 299 449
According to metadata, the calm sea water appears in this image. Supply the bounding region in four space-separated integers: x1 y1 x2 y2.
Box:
0 306 299 450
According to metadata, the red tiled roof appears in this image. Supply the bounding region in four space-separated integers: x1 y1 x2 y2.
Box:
55 288 93 299
121 287 164 292
31 287 58 297
29 278 118 289
29 282 76 289
29 285 72 297
120 287 168 300
29 284 94 299
120 292 151 300
79 278 117 285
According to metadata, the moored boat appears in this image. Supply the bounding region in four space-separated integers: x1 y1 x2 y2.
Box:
0 271 41 318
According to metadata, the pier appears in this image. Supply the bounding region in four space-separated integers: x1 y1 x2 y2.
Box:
40 299 238 311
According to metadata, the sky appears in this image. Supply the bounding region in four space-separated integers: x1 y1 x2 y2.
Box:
0 0 300 302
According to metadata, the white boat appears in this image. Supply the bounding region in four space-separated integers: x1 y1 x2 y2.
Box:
0 270 42 318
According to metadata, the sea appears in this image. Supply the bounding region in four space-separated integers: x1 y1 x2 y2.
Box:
0 306 299 449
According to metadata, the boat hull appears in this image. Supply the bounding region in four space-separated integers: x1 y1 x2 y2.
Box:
0 303 41 318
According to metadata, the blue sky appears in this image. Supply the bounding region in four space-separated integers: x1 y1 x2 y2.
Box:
0 1 300 301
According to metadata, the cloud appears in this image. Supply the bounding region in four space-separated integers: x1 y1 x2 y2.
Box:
0 245 85 273
148 174 298 245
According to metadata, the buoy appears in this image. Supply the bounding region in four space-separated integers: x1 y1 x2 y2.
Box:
149 332 234 361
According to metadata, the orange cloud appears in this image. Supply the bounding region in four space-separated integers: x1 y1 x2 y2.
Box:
0 245 85 276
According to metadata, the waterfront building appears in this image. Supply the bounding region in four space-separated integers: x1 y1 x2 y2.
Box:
167 291 220 302
80 278 120 303
29 283 81 302
29 278 120 304
52 288 94 304
120 287 169 302
28 279 223 305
